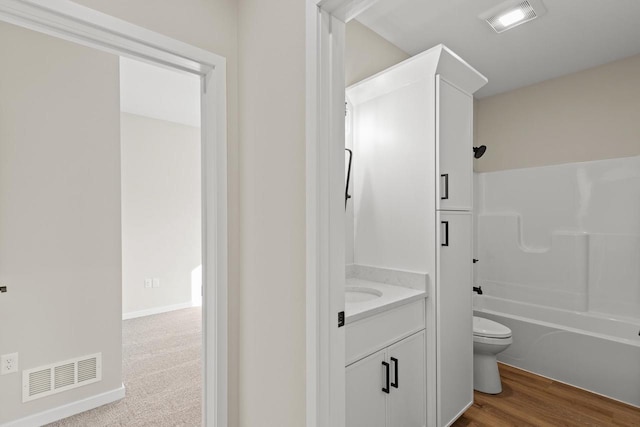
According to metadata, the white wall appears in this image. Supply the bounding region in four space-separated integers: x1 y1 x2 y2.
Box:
0 22 122 423
120 57 201 128
120 113 201 316
346 20 410 87
475 156 640 320
351 81 434 274
345 109 356 265
345 20 410 266
237 1 306 424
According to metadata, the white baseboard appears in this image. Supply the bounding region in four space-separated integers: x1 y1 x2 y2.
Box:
122 301 200 320
2 384 125 427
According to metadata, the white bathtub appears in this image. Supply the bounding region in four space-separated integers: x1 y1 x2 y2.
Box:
473 295 640 408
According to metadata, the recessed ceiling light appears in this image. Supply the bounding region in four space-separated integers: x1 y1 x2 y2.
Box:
498 9 526 27
480 0 546 34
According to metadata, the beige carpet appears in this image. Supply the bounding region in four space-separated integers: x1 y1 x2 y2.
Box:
46 307 202 427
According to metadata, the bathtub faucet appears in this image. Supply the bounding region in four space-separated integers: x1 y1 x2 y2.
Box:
473 286 483 295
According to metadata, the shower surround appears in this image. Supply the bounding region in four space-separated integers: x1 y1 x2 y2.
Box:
474 155 640 407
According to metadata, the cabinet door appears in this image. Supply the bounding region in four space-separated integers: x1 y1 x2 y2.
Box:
437 212 473 426
388 331 426 427
436 77 473 211
346 350 388 427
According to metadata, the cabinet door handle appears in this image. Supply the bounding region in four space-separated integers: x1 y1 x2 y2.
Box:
390 357 398 389
440 174 449 200
382 361 390 394
441 221 449 246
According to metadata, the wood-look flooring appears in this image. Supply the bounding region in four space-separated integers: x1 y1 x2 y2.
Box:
453 363 640 427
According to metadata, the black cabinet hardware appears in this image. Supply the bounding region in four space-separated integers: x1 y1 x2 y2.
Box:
382 361 390 393
338 311 345 327
390 357 398 389
0 286 6 293
440 174 449 200
345 148 353 210
473 259 479 263
441 221 449 246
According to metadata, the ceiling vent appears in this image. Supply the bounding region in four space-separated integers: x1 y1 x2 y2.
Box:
22 353 102 402
480 0 546 33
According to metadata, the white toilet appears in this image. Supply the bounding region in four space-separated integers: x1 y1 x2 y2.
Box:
473 316 513 394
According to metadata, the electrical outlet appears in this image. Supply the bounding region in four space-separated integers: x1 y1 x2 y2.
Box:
1 353 18 375
152 278 160 288
144 278 152 288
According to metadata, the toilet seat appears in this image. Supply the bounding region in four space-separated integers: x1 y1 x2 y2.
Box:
473 316 512 339
473 334 513 345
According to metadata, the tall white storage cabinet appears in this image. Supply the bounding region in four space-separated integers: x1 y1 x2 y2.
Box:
348 45 486 427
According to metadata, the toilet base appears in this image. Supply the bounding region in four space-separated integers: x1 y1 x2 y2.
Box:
473 353 502 394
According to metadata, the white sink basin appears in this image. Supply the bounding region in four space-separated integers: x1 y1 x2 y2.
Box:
344 278 427 324
345 286 383 303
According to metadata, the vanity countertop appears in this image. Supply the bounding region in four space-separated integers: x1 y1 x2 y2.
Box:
345 278 427 324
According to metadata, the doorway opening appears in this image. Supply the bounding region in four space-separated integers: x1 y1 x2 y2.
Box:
119 57 203 424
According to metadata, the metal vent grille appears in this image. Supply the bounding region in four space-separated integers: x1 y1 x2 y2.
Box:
78 357 97 383
29 369 52 397
54 363 75 389
485 0 538 33
23 353 102 402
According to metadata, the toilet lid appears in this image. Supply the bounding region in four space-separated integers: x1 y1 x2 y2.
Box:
473 316 512 338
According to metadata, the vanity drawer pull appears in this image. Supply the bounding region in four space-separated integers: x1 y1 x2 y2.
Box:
382 361 390 394
390 357 398 389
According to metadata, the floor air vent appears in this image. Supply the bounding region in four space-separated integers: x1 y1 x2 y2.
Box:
22 353 102 402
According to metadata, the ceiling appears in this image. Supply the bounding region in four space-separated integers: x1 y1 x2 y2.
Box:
356 0 640 98
120 57 200 127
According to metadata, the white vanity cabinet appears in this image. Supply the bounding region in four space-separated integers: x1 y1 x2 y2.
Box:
387 331 427 427
345 298 426 427
346 350 387 427
346 331 426 427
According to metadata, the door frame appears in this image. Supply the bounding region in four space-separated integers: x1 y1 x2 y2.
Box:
0 1 228 426
305 1 379 426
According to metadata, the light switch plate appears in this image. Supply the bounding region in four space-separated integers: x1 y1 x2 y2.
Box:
152 278 160 288
144 278 152 288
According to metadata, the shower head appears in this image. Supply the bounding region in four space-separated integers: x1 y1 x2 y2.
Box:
473 145 487 159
